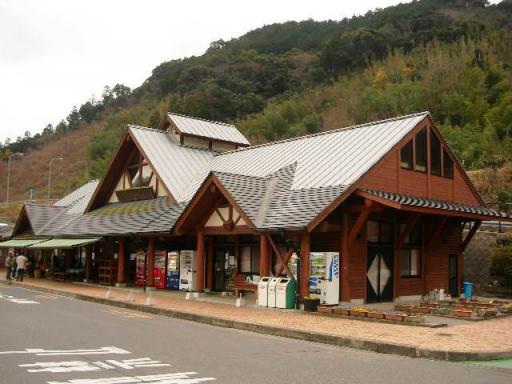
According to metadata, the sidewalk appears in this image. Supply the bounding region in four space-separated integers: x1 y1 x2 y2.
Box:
2 275 512 362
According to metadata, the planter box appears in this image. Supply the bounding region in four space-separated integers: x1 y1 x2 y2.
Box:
318 305 334 314
351 311 368 318
384 312 405 321
433 308 452 316
303 299 320 312
367 311 384 319
477 308 498 318
412 306 432 314
333 308 351 316
452 309 472 318
394 304 413 312
405 315 426 324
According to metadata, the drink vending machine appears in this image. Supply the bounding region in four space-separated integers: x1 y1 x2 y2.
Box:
320 252 340 305
135 250 146 287
179 250 196 291
166 251 180 290
153 250 167 289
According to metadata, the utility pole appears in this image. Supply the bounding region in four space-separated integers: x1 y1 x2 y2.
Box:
47 157 63 202
5 152 23 203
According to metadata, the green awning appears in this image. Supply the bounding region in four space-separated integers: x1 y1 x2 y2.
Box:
27 238 102 249
0 239 50 248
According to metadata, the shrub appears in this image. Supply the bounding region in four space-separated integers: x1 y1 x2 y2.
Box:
489 245 512 279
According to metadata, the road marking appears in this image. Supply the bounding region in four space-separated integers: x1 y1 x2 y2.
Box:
20 358 171 373
105 309 152 319
0 346 131 356
34 294 59 300
0 293 39 304
46 372 216 383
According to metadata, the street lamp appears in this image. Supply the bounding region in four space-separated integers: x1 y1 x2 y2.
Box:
47 157 64 201
5 152 23 203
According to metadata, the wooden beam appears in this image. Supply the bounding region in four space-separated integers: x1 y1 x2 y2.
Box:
461 221 481 252
196 231 205 292
147 237 155 287
426 217 448 249
116 238 126 285
266 234 293 277
340 211 350 302
85 245 93 282
397 214 420 249
259 234 271 276
299 231 310 300
206 236 214 291
348 200 372 247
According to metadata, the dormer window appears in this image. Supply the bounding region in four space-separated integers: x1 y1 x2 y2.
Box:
400 140 413 170
414 127 427 172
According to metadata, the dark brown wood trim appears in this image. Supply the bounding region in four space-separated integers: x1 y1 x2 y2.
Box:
348 200 372 247
461 221 481 252
266 234 293 277
426 217 448 249
397 214 420 249
202 226 256 235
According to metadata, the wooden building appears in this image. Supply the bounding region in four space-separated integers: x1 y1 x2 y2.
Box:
4 112 511 303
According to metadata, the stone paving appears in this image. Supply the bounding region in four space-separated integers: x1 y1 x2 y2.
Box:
2 274 512 354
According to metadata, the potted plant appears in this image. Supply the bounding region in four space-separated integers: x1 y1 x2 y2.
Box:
303 296 320 312
452 309 472 318
333 307 351 316
384 312 406 321
351 307 368 317
367 311 384 319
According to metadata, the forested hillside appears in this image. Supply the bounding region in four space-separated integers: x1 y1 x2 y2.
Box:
1 0 512 210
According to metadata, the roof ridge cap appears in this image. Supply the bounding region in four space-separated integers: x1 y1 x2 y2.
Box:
216 111 430 157
128 124 166 133
168 112 236 128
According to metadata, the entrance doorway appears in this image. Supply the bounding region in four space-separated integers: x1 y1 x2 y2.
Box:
448 254 458 297
366 247 394 302
366 220 394 303
213 246 236 292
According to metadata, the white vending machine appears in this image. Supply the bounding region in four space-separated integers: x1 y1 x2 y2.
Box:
179 250 196 291
267 277 280 308
320 252 340 305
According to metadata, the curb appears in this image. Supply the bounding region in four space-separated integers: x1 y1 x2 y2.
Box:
2 280 511 362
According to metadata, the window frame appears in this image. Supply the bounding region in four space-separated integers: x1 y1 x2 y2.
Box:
400 139 413 170
399 222 422 278
430 131 442 177
443 149 454 179
414 127 427 173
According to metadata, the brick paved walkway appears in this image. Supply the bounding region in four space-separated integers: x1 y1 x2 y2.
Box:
2 275 512 354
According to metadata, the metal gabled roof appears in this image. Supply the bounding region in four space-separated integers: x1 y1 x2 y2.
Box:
214 164 347 230
129 125 215 203
212 112 428 191
54 179 100 215
361 189 511 220
24 204 68 235
57 197 186 236
168 113 250 146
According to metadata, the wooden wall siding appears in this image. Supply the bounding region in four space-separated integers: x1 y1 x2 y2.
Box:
347 214 367 300
424 220 462 294
359 120 481 206
311 232 340 252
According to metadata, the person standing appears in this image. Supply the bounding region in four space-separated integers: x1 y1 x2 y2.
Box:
15 253 29 282
5 252 15 280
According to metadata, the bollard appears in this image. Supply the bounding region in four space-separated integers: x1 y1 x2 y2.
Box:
145 291 153 306
236 293 245 308
126 289 135 302
105 287 113 299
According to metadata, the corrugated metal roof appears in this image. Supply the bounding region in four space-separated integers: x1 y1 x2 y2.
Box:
212 112 428 190
24 204 68 235
129 125 214 203
168 113 250 146
362 189 511 219
54 179 99 211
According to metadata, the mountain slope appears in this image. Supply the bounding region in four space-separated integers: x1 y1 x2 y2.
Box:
1 0 512 210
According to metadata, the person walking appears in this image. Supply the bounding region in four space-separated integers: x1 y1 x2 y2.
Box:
15 252 29 282
5 252 15 280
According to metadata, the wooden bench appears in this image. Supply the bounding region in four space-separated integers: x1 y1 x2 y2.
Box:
229 274 257 297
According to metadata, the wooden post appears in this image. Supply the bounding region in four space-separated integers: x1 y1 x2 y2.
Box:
85 245 93 282
260 234 271 276
147 238 155 287
196 231 205 292
206 236 214 291
341 211 351 302
116 238 126 286
300 231 310 300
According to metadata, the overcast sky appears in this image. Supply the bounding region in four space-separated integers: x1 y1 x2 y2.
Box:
0 0 500 143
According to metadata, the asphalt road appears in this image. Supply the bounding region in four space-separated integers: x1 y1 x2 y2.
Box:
0 285 510 384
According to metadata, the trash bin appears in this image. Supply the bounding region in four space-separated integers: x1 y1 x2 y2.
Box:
258 277 271 307
267 277 280 308
276 278 297 309
463 282 473 299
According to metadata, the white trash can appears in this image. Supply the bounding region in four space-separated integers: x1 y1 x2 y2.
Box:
267 277 280 308
258 277 271 307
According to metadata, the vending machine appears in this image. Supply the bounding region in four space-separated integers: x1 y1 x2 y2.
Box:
166 251 180 290
153 250 167 289
320 252 340 305
135 251 146 287
309 252 326 299
179 250 196 291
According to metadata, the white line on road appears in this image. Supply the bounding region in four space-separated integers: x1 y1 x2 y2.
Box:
0 346 131 356
46 372 216 383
